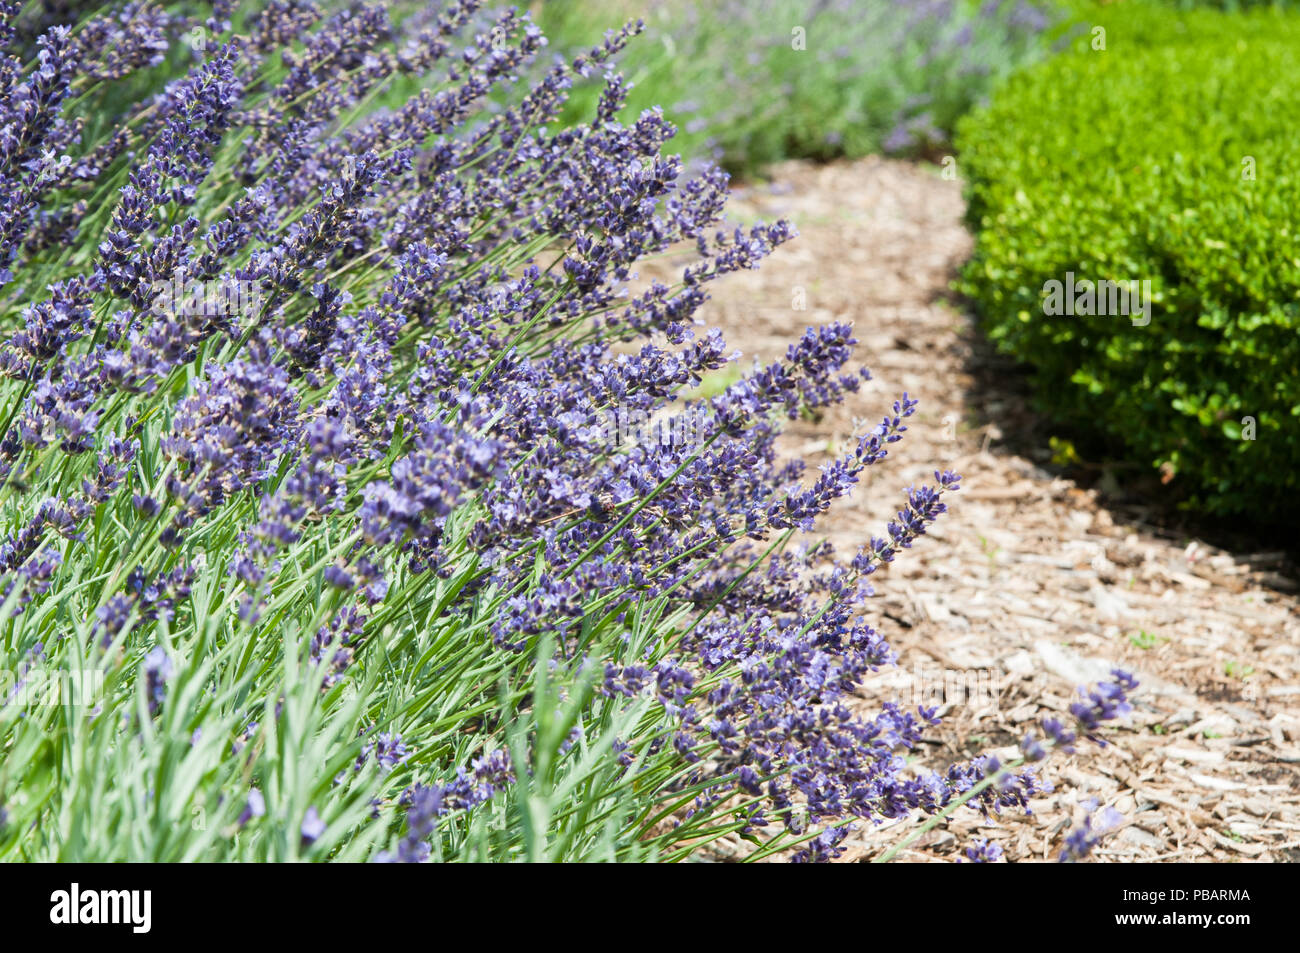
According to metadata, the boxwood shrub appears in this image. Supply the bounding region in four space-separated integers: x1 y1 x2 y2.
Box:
957 1 1300 523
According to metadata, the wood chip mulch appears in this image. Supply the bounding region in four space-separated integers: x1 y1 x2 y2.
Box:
642 156 1300 863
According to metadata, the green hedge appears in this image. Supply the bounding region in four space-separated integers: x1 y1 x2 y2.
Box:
957 2 1300 523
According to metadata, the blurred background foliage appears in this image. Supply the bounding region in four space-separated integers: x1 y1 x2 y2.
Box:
533 0 1060 176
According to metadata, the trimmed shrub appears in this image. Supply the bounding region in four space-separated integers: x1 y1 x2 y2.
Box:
957 1 1300 522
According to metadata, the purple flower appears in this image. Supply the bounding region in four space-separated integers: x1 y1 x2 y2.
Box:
1070 669 1138 745
376 748 514 863
142 646 173 716
300 806 326 847
960 838 1004 863
237 789 265 828
358 731 409 772
791 826 850 863
1059 801 1124 862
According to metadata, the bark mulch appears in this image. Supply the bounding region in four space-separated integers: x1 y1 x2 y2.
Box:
642 156 1300 863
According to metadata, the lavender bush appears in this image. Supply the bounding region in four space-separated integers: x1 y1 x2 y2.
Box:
537 0 1057 175
0 0 1130 862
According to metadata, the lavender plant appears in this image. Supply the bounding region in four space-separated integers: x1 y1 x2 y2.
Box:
536 0 1058 175
0 0 1130 862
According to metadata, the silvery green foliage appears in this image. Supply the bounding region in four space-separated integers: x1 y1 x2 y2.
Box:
537 0 1055 174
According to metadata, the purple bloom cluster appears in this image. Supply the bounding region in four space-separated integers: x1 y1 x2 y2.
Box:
960 837 1004 863
1059 800 1124 863
96 565 195 648
378 749 513 863
357 730 409 773
141 646 173 716
1021 670 1139 760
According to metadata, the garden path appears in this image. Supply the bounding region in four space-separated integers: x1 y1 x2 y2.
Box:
644 157 1300 862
